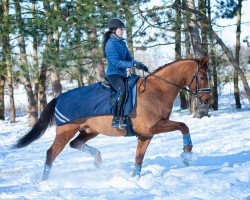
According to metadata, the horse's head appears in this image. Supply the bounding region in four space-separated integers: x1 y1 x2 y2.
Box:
187 57 211 105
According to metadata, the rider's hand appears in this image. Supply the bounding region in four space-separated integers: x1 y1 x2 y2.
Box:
133 62 149 72
141 65 149 72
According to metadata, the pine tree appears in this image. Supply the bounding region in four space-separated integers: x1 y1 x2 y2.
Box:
14 0 38 126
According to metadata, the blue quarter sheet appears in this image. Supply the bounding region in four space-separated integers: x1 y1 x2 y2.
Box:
55 74 140 126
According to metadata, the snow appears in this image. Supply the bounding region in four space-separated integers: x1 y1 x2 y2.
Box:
1 82 250 200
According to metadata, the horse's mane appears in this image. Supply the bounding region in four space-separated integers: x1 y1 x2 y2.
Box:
152 59 199 74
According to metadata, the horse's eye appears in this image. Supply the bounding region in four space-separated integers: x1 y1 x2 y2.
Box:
200 77 205 80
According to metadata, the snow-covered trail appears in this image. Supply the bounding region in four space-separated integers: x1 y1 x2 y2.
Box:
1 106 250 200
1 81 250 200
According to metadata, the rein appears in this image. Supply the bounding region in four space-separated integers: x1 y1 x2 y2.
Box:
138 65 211 97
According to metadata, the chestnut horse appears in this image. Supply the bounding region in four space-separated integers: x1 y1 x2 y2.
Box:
15 58 210 180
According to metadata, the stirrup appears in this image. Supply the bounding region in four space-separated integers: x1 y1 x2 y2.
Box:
112 117 120 128
118 117 127 129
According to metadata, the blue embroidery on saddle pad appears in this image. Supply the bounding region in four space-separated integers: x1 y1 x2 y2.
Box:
55 74 140 126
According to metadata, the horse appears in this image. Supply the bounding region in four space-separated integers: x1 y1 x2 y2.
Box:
14 57 211 180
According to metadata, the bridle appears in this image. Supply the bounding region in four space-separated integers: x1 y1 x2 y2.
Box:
186 64 211 97
138 64 211 99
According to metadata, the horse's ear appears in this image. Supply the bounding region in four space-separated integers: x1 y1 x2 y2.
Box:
199 57 209 72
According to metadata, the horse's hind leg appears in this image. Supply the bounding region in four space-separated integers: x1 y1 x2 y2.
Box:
42 124 79 181
69 131 101 168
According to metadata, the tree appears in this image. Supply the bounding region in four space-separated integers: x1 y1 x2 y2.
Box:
0 0 16 123
192 0 250 103
0 0 7 120
174 0 188 109
186 0 209 118
234 0 242 108
217 0 241 108
183 0 193 59
14 0 38 126
50 0 62 97
207 0 218 110
210 28 250 103
31 0 39 105
2 0 16 122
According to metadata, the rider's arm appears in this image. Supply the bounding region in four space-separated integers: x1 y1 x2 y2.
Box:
105 41 135 69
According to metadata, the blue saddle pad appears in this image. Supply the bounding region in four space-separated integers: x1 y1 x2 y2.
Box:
55 74 140 126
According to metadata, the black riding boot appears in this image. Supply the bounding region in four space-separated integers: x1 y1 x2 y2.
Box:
112 88 127 129
111 103 119 128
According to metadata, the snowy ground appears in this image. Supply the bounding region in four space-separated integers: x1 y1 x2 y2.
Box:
0 82 250 200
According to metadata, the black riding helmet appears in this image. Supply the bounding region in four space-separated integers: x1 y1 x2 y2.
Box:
108 18 125 30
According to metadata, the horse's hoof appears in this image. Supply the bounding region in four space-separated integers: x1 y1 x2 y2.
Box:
132 164 142 177
42 175 49 181
42 164 51 181
94 151 102 168
180 151 193 166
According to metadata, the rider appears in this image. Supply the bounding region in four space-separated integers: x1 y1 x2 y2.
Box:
103 18 148 129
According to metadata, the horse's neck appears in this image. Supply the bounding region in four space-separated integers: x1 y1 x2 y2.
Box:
155 60 193 87
148 60 195 104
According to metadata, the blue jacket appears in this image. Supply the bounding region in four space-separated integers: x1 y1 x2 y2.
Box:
105 34 135 77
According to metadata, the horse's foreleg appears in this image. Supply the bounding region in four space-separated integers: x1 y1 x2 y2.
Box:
150 119 193 165
132 136 152 177
69 131 101 168
42 125 79 181
150 119 192 151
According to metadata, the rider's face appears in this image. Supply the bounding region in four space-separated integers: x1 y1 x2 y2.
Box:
115 28 124 38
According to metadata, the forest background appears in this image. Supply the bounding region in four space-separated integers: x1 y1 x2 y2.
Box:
0 0 249 126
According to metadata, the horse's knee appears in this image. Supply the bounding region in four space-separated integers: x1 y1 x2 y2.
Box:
179 122 189 134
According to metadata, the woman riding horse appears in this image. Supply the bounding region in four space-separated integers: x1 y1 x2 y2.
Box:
103 18 148 129
14 55 210 180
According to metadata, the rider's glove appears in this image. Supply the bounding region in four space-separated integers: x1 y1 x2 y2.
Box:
133 62 149 72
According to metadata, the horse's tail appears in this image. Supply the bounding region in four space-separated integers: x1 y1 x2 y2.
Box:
14 98 57 148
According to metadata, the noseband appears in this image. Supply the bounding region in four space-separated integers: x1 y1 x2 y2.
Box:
139 64 211 99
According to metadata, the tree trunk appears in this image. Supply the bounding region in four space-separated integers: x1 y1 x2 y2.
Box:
186 0 209 118
89 29 105 81
234 0 242 108
198 0 208 57
187 0 202 115
77 73 84 87
8 78 16 123
74 0 86 86
175 0 188 109
14 0 38 126
3 0 15 122
186 0 203 59
174 0 181 60
32 0 39 105
207 0 218 110
0 76 5 120
121 1 136 75
210 46 219 110
38 61 47 112
183 0 192 59
38 0 53 112
51 0 62 97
